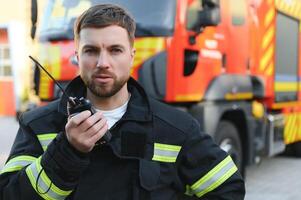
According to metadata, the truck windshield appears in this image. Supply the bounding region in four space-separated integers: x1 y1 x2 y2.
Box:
39 0 177 41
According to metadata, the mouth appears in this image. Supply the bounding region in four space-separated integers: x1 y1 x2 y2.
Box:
92 74 113 84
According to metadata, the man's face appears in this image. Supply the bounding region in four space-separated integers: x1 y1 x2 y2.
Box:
76 25 135 98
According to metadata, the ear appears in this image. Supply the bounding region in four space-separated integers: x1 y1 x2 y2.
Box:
130 48 136 66
131 48 136 58
75 51 79 62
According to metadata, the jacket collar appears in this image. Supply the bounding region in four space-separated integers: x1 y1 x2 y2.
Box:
58 76 152 122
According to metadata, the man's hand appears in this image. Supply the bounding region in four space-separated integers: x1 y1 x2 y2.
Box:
65 110 108 153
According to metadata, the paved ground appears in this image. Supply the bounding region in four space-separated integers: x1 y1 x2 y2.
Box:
1 116 301 199
0 117 17 166
245 157 301 200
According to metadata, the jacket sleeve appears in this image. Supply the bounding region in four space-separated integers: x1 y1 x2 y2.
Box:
177 120 245 200
0 114 89 200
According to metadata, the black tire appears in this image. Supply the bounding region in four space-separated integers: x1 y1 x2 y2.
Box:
284 141 301 157
292 142 301 157
214 121 245 176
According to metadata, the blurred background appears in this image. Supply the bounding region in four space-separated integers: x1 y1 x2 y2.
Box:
1 0 301 199
0 0 46 116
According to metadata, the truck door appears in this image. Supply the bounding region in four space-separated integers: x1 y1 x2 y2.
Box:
166 0 223 102
225 0 249 74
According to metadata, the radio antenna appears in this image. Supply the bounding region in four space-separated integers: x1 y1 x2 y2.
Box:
29 56 76 106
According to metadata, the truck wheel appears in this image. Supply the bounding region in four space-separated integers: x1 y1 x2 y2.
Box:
214 121 244 176
285 141 301 157
292 142 301 157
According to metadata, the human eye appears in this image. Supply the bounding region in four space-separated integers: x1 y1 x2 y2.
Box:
110 47 123 54
83 47 97 55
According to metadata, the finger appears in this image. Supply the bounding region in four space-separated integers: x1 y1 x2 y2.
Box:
68 110 92 127
88 123 109 144
85 117 107 137
79 111 104 131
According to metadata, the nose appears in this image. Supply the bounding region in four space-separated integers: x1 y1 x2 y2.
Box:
96 52 110 69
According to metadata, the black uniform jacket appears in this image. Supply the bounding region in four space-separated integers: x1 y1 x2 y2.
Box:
0 76 245 200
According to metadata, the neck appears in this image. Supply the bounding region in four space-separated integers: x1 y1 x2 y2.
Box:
87 84 130 111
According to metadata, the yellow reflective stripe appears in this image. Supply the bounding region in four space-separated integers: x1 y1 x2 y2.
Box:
225 92 253 100
152 155 177 163
187 156 238 197
25 165 53 200
37 133 57 140
175 94 203 102
196 164 237 197
35 158 72 196
275 82 298 92
154 143 181 151
0 155 37 174
152 143 182 163
26 157 72 200
185 185 194 196
37 133 58 151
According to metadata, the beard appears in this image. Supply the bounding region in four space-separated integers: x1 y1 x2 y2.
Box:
82 71 129 98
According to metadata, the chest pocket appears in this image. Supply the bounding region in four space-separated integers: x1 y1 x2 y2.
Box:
137 159 180 200
139 160 161 190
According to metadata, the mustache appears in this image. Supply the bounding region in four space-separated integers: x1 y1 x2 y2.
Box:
92 69 115 78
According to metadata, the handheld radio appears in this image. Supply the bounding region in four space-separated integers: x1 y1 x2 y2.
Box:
29 56 112 144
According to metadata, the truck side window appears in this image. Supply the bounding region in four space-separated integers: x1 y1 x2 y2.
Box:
230 0 247 25
186 0 203 30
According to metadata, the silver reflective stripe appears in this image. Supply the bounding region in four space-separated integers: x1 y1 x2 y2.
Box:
188 155 238 197
37 133 57 151
152 143 182 162
0 155 37 174
154 149 179 157
26 157 72 200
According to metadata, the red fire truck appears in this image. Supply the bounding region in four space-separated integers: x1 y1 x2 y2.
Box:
28 0 301 174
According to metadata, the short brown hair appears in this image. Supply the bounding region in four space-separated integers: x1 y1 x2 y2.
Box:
74 4 136 46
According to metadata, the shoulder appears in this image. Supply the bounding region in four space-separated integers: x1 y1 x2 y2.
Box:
149 98 200 135
20 100 61 126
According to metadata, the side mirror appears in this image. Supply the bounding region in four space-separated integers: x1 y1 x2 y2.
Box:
197 7 220 27
187 0 221 33
187 0 220 44
31 0 38 39
200 0 220 27
203 0 220 8
189 7 220 33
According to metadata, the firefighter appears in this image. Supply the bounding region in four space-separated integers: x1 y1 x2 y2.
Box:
0 4 245 199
